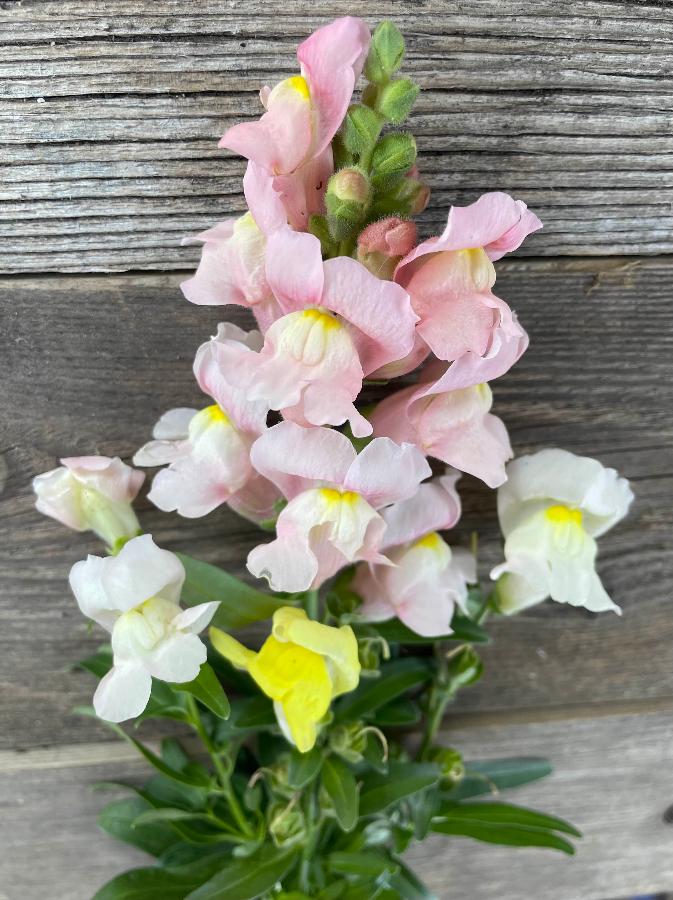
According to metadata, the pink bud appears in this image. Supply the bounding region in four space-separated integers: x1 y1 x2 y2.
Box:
357 217 417 279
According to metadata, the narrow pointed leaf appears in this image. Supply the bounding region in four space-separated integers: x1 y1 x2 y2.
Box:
360 763 440 816
438 802 582 837
431 818 576 854
386 859 438 899
369 615 489 645
335 658 432 722
105 724 211 788
328 851 397 878
177 553 287 629
288 746 323 789
445 756 552 800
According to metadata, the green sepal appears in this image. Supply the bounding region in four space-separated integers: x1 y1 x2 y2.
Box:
370 132 417 188
377 78 419 124
364 20 405 84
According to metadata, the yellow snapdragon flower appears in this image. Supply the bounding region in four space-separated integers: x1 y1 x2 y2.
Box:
210 607 360 753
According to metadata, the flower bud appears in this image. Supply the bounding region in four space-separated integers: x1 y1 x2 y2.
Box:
325 167 372 240
268 800 307 848
364 20 405 84
357 217 417 279
426 746 465 787
445 645 483 691
357 634 390 675
329 721 369 764
341 104 383 157
378 78 419 125
371 132 417 189
33 455 143 550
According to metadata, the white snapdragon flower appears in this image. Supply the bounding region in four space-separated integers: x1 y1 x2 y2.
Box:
491 448 633 614
33 455 143 549
69 535 219 722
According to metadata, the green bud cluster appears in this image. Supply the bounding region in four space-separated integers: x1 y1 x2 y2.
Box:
325 20 426 250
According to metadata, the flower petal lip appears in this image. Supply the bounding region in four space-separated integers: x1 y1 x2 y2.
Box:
379 472 462 550
343 437 431 508
497 448 634 538
394 191 543 287
249 421 356 501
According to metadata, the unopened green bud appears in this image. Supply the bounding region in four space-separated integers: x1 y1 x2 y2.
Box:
378 78 419 124
329 721 369 764
364 20 405 84
358 634 390 674
265 759 295 799
371 132 417 188
341 104 383 157
426 746 465 787
446 646 483 691
326 168 371 240
268 800 307 848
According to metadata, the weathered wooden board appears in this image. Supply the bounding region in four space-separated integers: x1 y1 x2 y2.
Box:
2 257 671 750
2 708 673 900
4 1 673 271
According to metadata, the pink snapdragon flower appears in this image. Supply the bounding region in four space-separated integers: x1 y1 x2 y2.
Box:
353 473 476 636
394 192 542 385
180 164 288 331
220 17 370 229
370 362 512 488
33 455 144 548
134 324 279 522
70 535 219 722
214 228 418 437
246 421 431 592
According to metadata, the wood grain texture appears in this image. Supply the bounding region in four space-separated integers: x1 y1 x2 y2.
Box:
2 257 671 750
2 708 673 900
4 1 673 271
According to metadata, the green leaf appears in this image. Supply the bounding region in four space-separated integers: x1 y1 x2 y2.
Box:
438 802 582 838
359 762 440 817
322 756 359 832
185 845 299 900
364 20 405 83
446 757 552 801
76 645 113 678
335 658 432 722
178 553 287 629
370 698 420 727
214 696 276 741
106 724 212 789
431 817 576 855
328 851 397 879
93 857 227 900
385 859 438 899
98 797 178 858
288 746 323 789
171 663 230 720
133 808 217 829
368 615 489 645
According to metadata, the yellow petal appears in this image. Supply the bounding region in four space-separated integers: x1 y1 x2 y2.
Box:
250 635 328 702
272 608 360 698
209 627 256 671
280 673 332 753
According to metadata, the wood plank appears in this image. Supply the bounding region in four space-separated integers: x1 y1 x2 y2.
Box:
2 707 672 899
1 257 671 749
4 1 673 270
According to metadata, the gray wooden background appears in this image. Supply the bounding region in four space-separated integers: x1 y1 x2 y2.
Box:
1 2 672 898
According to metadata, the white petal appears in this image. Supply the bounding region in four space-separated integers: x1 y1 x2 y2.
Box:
69 555 118 630
145 632 207 683
101 535 185 612
152 408 198 440
93 663 152 722
172 601 220 634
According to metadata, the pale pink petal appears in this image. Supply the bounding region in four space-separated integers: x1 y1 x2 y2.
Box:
219 79 313 175
152 408 198 441
34 467 87 531
270 146 333 230
423 413 511 489
228 473 281 525
368 332 431 380
397 594 455 638
243 161 287 235
395 192 543 285
248 531 318 593
351 565 396 622
265 229 324 312
172 601 220 635
193 324 268 435
249 421 356 500
297 16 371 156
344 438 431 508
69 554 117 631
321 256 418 375
368 385 419 446
381 473 462 550
93 662 152 722
61 456 144 504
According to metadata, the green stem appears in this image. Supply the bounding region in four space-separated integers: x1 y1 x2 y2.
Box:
304 589 319 621
299 784 320 893
418 686 453 760
185 695 253 838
